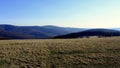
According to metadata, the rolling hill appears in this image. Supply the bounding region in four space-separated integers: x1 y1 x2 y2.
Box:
54 29 120 38
0 24 85 39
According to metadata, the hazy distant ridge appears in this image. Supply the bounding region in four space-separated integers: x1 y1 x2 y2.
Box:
0 24 85 39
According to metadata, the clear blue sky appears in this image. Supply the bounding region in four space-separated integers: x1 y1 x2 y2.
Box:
0 0 120 28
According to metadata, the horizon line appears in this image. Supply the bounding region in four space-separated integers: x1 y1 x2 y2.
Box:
0 24 119 29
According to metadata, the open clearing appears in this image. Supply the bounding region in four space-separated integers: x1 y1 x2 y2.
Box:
0 37 120 68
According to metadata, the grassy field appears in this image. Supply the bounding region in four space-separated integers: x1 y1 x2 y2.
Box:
0 37 120 68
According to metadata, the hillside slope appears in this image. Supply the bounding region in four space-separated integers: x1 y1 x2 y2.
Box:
0 24 85 39
54 29 120 38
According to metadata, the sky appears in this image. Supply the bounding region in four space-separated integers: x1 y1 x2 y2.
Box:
0 0 120 28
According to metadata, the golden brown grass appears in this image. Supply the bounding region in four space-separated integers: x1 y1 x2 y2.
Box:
0 37 120 68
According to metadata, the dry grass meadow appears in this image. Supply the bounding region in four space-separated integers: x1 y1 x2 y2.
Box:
0 37 120 68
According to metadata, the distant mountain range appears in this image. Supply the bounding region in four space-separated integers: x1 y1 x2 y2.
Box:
54 29 120 38
0 24 120 39
0 24 85 39
112 28 120 31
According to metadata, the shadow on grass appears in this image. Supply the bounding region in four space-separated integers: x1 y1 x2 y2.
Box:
53 50 86 55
